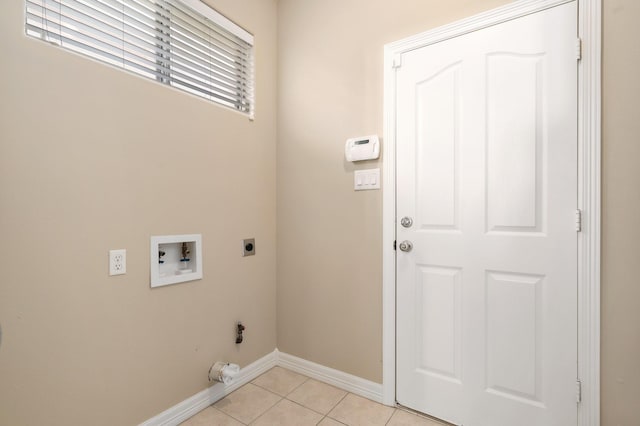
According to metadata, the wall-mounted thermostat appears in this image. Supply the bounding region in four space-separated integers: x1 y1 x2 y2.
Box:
345 135 380 162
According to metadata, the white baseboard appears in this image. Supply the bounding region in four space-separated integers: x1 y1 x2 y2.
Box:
275 350 384 404
140 349 385 425
139 350 277 426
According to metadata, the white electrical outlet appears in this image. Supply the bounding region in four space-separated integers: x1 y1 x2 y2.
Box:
109 249 126 276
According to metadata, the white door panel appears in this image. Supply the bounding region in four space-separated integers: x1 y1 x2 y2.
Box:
396 3 577 426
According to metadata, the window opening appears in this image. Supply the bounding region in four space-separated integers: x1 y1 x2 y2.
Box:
25 0 255 117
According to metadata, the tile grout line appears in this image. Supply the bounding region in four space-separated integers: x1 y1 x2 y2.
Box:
283 383 348 417
322 390 351 425
279 376 352 425
250 368 309 398
285 375 310 396
246 392 284 426
383 401 398 426
216 382 284 426
384 409 394 426
215 403 252 425
284 397 326 416
213 406 251 426
190 367 404 426
245 368 312 425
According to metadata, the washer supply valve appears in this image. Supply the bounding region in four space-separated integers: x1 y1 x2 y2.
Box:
236 322 245 344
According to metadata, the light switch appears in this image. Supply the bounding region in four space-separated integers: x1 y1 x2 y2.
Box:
354 168 381 191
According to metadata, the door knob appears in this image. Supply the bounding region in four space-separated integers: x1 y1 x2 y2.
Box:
400 216 413 228
399 240 413 252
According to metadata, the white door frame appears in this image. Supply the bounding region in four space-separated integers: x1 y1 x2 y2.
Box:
381 0 601 424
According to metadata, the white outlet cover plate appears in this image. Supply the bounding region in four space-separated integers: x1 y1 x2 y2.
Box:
109 249 127 276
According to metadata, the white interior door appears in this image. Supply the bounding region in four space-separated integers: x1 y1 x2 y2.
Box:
395 3 578 426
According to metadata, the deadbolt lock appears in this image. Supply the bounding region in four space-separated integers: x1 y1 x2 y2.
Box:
400 216 413 228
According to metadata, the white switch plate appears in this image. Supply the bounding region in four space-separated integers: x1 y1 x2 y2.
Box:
354 168 381 191
109 249 126 276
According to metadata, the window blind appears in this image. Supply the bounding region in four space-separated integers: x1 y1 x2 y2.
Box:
26 0 255 116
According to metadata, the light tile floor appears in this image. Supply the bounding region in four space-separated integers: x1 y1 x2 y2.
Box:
181 366 446 426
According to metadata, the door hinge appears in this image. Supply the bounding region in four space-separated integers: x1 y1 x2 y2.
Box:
393 240 397 251
575 209 582 232
576 38 582 60
576 380 582 403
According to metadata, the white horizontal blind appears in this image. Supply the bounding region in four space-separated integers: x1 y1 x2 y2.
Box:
26 0 254 116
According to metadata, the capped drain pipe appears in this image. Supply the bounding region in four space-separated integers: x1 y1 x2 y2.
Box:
208 362 240 385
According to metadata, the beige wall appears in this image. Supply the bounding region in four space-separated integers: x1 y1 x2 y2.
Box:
276 0 510 383
2 0 639 424
0 1 277 425
602 1 640 425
